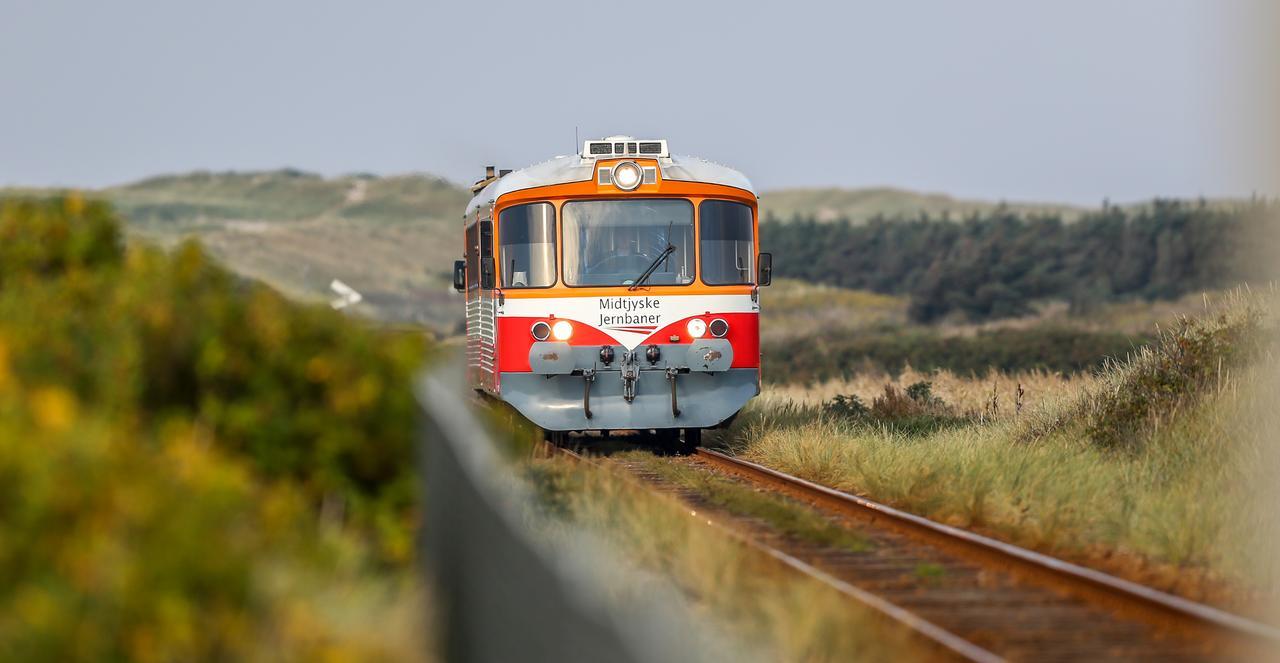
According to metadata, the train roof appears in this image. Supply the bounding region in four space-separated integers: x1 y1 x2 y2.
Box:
464 139 756 218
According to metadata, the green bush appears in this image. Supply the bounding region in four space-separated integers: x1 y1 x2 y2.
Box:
0 195 431 659
0 405 420 661
0 197 427 559
1083 308 1270 450
821 382 969 436
0 194 121 285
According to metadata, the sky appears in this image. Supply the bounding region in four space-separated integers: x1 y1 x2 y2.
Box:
0 1 1274 204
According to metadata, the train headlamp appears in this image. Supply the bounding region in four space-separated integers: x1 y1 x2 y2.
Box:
612 161 642 191
531 321 551 341
552 320 574 341
709 318 729 338
686 318 707 338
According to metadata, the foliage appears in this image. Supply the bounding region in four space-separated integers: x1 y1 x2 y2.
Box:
1 197 427 558
1078 305 1271 451
0 195 431 659
0 194 122 285
822 394 869 419
821 381 968 436
762 200 1279 322
0 408 424 661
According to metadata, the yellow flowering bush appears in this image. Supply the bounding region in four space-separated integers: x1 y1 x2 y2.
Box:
0 196 430 660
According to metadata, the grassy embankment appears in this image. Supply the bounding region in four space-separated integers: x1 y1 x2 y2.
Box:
525 457 934 662
720 293 1279 612
0 195 432 660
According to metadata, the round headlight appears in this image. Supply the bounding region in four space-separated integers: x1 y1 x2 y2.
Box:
531 321 551 341
552 320 574 341
612 161 642 191
686 318 707 338
709 318 729 337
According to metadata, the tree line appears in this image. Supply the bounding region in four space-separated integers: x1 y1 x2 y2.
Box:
761 200 1278 322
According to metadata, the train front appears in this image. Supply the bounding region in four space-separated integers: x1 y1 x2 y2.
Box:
457 137 772 436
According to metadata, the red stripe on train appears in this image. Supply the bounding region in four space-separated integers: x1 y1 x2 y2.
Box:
495 312 759 372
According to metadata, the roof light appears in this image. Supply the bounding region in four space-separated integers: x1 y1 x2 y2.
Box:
686 319 707 338
612 161 642 191
552 320 574 341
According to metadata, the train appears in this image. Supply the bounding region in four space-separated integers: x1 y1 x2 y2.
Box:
454 136 770 450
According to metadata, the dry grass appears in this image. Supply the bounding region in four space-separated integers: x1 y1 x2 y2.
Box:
719 294 1280 613
762 365 1088 415
524 458 935 662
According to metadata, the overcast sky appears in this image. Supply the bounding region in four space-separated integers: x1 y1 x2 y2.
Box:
1 1 1274 203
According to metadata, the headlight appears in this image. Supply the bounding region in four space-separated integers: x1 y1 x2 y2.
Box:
709 318 729 337
686 318 707 338
552 320 574 340
612 161 642 191
531 321 551 341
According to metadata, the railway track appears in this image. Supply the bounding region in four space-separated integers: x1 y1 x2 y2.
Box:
541 440 1280 662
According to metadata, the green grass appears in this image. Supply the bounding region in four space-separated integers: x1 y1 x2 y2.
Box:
720 294 1279 610
620 452 870 552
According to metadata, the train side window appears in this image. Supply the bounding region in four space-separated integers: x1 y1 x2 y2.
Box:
465 222 479 292
479 217 495 289
699 200 756 285
499 202 557 288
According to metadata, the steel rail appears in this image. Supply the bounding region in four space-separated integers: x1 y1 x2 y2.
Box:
694 447 1280 652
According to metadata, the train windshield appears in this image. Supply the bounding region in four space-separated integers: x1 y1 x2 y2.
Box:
699 200 756 285
499 202 557 288
562 199 695 287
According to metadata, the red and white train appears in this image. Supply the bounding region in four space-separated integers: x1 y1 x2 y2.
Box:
454 136 770 449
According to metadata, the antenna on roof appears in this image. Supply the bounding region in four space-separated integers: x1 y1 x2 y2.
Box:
574 125 579 154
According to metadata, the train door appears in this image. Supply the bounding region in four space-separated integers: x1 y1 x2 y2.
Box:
465 210 498 392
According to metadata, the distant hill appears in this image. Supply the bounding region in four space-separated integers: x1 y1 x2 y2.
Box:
104 169 471 330
4 169 1251 330
758 186 1084 223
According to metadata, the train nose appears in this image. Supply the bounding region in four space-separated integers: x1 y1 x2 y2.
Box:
507 341 754 431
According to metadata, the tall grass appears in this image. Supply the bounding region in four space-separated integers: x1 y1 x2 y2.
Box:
723 294 1278 609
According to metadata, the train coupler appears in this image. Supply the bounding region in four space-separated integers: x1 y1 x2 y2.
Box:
620 351 638 403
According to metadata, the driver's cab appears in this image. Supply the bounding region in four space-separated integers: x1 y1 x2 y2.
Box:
485 189 760 295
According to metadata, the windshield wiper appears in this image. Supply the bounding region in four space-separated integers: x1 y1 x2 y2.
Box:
629 243 676 291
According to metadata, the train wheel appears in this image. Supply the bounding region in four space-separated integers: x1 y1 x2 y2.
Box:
653 429 680 455
677 428 701 455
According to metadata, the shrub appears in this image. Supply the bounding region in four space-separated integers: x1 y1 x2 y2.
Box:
1082 306 1270 450
823 394 869 419
0 194 433 658
0 194 121 285
821 381 969 436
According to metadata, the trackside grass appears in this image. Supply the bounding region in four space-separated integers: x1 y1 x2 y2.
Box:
524 458 935 663
718 294 1279 611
